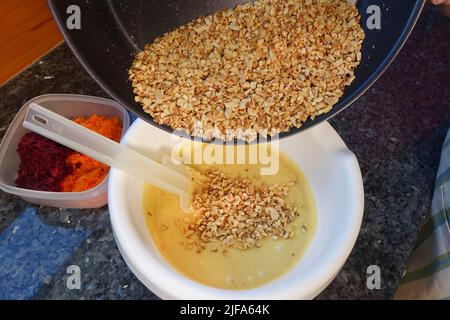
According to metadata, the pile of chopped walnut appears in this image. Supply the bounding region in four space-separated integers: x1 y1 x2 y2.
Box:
182 169 300 252
129 0 365 141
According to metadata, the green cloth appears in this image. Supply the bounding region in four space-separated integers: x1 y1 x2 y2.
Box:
395 129 450 300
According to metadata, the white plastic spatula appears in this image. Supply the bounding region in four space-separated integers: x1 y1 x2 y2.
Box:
23 103 192 212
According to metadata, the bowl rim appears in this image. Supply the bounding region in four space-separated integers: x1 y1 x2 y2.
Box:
108 119 364 299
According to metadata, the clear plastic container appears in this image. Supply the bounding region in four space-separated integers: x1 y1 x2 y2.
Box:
0 94 130 208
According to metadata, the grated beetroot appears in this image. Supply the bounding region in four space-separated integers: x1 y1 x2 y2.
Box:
15 132 73 191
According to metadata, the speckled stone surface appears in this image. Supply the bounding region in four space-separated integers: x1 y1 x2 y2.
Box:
0 4 448 300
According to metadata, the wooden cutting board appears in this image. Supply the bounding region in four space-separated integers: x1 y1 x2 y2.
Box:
0 0 63 86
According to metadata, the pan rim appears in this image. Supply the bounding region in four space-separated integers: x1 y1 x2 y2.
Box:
48 0 425 144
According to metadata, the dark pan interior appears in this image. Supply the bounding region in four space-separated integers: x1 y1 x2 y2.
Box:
49 0 424 141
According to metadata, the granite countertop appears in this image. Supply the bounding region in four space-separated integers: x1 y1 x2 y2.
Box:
0 5 449 300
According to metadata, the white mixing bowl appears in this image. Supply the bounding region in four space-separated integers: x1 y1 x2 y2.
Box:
108 120 364 299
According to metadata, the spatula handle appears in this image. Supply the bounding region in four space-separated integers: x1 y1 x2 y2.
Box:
23 103 190 201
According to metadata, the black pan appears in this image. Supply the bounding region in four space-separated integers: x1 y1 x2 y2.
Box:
49 0 424 141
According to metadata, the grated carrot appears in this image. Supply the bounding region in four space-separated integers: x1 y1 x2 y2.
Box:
60 114 122 192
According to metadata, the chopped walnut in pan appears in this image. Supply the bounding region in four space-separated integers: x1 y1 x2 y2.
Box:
129 0 365 141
